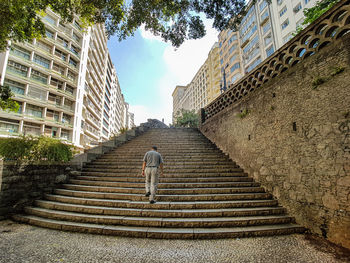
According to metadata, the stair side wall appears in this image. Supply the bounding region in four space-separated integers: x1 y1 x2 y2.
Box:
200 34 350 249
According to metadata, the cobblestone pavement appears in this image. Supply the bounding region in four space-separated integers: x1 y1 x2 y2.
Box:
0 220 349 263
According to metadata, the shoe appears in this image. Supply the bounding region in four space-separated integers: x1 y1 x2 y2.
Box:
145 192 150 197
150 200 156 204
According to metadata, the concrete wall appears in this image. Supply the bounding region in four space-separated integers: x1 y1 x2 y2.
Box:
200 34 350 249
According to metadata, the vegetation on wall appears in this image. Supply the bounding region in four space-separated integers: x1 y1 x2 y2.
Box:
0 136 74 165
0 0 272 50
294 0 340 35
174 109 199 128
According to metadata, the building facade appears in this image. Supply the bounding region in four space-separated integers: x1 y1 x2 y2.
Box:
218 0 318 86
172 43 221 122
0 9 133 149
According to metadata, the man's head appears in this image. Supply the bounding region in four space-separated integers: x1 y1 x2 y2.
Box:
151 146 158 151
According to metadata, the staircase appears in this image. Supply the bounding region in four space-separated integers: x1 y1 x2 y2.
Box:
14 128 304 238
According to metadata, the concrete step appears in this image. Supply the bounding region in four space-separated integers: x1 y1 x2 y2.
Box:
25 207 295 228
84 164 239 169
74 176 254 183
34 200 286 218
90 160 237 165
13 215 304 239
69 179 260 188
81 167 244 173
53 189 272 201
44 194 279 209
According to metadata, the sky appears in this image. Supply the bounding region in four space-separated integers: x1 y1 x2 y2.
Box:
107 20 219 126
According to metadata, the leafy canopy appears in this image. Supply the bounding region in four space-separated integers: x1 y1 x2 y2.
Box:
0 0 267 50
174 109 199 128
0 85 20 112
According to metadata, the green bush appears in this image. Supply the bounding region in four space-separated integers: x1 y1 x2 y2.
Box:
0 136 74 165
174 109 199 128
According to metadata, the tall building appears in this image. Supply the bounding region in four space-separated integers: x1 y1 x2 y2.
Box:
218 0 318 86
172 43 221 121
0 9 133 149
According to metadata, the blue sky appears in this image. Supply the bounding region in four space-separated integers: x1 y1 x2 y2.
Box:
107 21 219 125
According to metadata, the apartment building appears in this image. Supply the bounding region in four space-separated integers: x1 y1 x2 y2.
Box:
0 9 133 149
172 43 221 121
218 0 317 86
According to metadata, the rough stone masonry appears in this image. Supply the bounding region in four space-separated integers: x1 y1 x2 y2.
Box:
200 33 350 249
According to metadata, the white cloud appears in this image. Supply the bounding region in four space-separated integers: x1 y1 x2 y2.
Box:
139 25 164 42
132 19 219 126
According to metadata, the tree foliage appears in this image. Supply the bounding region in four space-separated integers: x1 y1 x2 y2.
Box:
0 0 267 50
0 85 20 112
294 0 339 35
174 109 199 128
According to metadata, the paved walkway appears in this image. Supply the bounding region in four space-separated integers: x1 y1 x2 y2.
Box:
0 220 349 263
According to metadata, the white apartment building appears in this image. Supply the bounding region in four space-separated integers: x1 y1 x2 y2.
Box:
218 0 317 86
0 9 133 149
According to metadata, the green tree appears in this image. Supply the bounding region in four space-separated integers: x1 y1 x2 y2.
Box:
0 85 20 112
0 0 269 50
175 109 199 128
294 0 339 35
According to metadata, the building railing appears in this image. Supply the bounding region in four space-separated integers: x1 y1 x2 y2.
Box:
202 0 350 123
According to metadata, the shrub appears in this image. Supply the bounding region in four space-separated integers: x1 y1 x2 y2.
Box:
0 136 74 165
174 109 199 128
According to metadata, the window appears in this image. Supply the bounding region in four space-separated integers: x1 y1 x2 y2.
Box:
43 15 56 26
261 10 269 22
46 109 60 122
283 34 293 44
241 25 257 44
230 62 240 73
281 19 289 30
69 58 77 68
103 119 109 128
25 104 43 118
229 45 237 54
74 21 82 31
67 71 76 82
7 61 28 77
280 6 287 17
10 45 31 60
36 41 52 53
277 0 283 5
0 118 19 134
57 35 69 48
228 35 237 44
45 30 54 39
61 130 71 141
263 21 271 34
4 79 25 95
305 0 310 4
28 86 47 100
70 45 79 56
72 33 81 43
50 78 64 90
259 1 268 12
294 3 302 13
264 34 273 46
31 70 48 84
231 73 242 84
48 93 62 105
54 48 67 61
220 59 224 65
33 54 50 69
65 85 74 95
230 54 237 64
246 57 262 73
266 45 275 57
104 111 109 121
23 122 41 136
62 114 72 124
64 99 73 110
52 63 65 75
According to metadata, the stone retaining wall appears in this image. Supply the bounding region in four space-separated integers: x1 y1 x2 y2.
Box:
0 161 72 218
200 34 350 249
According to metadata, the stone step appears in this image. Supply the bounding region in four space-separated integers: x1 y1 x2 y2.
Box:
53 189 272 201
44 194 278 209
81 168 243 173
75 176 254 183
69 179 260 188
91 160 237 165
25 207 295 228
80 172 248 178
13 215 304 239
61 184 266 195
98 155 231 160
34 200 286 218
84 164 239 169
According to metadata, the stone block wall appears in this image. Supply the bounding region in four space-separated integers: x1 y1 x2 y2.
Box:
0 161 71 218
200 34 350 249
